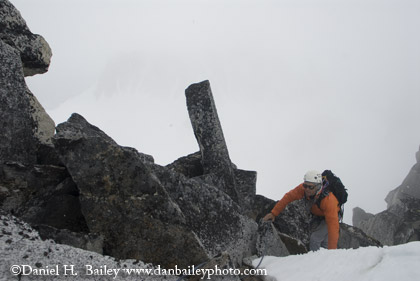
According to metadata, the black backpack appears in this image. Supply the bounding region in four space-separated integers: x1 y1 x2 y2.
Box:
316 170 348 219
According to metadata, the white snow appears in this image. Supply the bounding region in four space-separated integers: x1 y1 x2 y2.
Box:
253 242 420 281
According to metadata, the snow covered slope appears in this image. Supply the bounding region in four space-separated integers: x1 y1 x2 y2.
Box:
253 241 420 281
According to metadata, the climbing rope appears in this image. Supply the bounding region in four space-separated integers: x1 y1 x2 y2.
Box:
255 219 272 269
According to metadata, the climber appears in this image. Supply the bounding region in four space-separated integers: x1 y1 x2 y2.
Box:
263 170 340 251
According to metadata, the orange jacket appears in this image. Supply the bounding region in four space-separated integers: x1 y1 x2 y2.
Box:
271 183 340 249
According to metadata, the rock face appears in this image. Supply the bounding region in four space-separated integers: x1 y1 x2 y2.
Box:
185 80 241 204
338 224 381 249
251 195 312 250
0 162 86 232
0 0 52 76
353 146 420 245
0 39 38 164
352 207 374 229
51 113 260 268
53 113 209 268
256 222 289 257
154 163 258 265
0 0 55 165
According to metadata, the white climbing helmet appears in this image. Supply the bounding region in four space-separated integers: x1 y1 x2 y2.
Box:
303 170 322 184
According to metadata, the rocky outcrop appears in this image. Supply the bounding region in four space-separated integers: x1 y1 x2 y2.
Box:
352 207 374 229
1 1 62 251
51 113 261 268
0 0 55 165
185 81 241 204
154 165 257 265
353 146 420 245
0 162 87 232
0 39 38 164
338 224 381 248
53 113 209 268
256 221 289 257
251 195 312 250
385 154 420 209
0 210 178 281
166 149 257 217
35 224 104 255
0 0 52 76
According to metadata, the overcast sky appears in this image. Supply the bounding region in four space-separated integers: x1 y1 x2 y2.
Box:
12 0 420 224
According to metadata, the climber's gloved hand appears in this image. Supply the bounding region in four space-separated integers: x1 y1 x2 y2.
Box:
263 213 275 222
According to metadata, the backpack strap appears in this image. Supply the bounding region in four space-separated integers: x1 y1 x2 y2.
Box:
315 189 329 208
315 176 330 207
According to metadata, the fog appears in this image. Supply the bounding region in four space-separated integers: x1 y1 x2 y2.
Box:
11 0 420 224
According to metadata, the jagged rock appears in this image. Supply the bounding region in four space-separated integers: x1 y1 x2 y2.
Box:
0 0 52 76
0 211 178 281
355 146 420 245
357 210 415 246
338 223 382 248
28 92 56 146
53 113 209 268
234 168 257 216
416 148 420 163
277 233 307 255
35 224 104 255
386 163 420 209
167 151 203 178
0 162 88 233
352 207 374 228
167 151 257 214
185 80 240 203
251 195 311 250
0 39 38 164
0 3 55 164
385 145 420 214
256 221 289 257
151 164 258 266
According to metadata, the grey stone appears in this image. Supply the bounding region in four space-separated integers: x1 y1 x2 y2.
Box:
358 210 413 246
355 146 420 246
256 221 289 257
234 168 257 215
251 194 311 250
0 39 37 164
35 224 104 255
385 162 420 209
0 0 52 76
152 164 258 266
28 92 55 146
185 80 240 203
167 151 203 178
53 113 209 268
338 223 382 249
167 151 257 213
0 12 55 165
352 207 374 228
0 161 88 233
